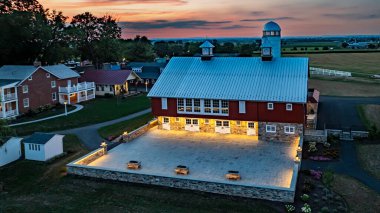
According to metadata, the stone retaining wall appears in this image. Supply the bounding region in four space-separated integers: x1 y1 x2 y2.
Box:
67 164 298 202
74 149 105 165
112 119 158 143
351 131 369 139
304 130 327 143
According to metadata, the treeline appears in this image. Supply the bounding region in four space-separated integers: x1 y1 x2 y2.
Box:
0 0 260 67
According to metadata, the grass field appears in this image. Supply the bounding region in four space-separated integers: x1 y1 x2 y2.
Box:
291 52 380 75
332 174 380 213
0 135 276 212
309 79 380 97
98 113 153 139
12 94 151 136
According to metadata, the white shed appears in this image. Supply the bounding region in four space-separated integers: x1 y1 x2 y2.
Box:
0 137 22 167
24 133 64 161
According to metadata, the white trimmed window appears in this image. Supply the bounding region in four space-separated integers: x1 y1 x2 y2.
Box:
239 101 246 113
46 73 50 78
175 117 180 122
28 76 32 81
177 99 184 112
177 98 229 116
286 103 293 111
204 119 209 124
51 81 56 88
52 92 57 101
22 85 28 93
236 121 241 126
23 98 29 108
216 120 230 127
194 99 201 112
285 126 296 134
248 122 255 128
161 98 168 110
266 125 276 133
204 99 211 113
130 80 134 83
267 103 274 110
185 99 192 112
163 117 169 123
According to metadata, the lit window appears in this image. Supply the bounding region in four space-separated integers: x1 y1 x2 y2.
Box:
175 117 180 122
204 119 209 124
236 121 241 126
285 126 295 134
163 117 169 123
248 122 255 128
185 99 192 112
192 119 198 125
212 100 220 113
223 121 229 127
216 120 222 127
177 99 184 112
221 100 229 114
46 73 50 78
286 103 293 111
23 98 29 108
51 81 56 88
267 103 274 110
266 125 276 133
194 99 201 112
186 118 192 125
22 85 28 93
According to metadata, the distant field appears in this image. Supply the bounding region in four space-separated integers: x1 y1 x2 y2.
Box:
290 52 380 75
309 79 380 97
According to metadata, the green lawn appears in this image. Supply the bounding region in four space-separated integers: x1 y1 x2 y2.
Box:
10 105 76 124
13 94 151 135
0 134 277 212
98 113 153 139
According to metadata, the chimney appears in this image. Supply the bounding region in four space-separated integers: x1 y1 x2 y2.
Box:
199 41 215 61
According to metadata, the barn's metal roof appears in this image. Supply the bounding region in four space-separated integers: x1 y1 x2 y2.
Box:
148 57 309 103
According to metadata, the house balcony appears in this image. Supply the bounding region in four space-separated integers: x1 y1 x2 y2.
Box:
0 109 18 119
59 82 95 94
0 93 17 102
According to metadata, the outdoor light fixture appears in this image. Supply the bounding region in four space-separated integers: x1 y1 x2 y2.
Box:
297 145 302 153
100 141 108 155
123 131 128 136
294 154 300 163
64 101 68 116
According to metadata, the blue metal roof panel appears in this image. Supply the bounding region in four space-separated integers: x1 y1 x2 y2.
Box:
148 57 308 103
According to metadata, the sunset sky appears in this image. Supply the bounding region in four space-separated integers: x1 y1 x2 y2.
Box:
39 0 380 39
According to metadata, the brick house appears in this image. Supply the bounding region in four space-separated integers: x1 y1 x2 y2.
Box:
0 64 95 119
147 21 309 142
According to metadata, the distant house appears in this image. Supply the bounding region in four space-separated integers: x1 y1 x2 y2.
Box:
126 62 167 87
24 133 64 162
81 70 141 96
0 137 22 167
102 63 121 71
0 64 96 119
307 89 320 129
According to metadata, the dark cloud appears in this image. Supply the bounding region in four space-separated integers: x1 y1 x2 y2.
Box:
323 13 380 20
240 17 301 22
119 20 231 30
251 11 266 16
219 25 258 30
81 0 187 4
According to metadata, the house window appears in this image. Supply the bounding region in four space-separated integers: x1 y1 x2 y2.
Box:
185 99 192 112
161 98 168 110
163 117 169 123
22 85 28 93
28 76 32 81
221 100 229 114
51 81 56 88
212 100 220 113
192 119 198 125
285 126 296 134
204 100 211 113
216 120 230 127
46 73 50 78
28 144 31 150
23 98 29 108
266 125 276 133
130 80 134 84
186 118 192 125
286 103 293 111
204 119 209 124
194 99 201 112
175 117 180 122
177 99 184 112
248 122 255 128
239 101 246 113
236 121 241 126
216 120 222 127
52 92 57 101
267 103 274 110
146 79 149 83
37 145 40 151
223 121 230 127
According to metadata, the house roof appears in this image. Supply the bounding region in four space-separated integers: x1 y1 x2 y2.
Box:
0 79 19 87
148 57 309 103
81 70 137 85
0 64 80 81
127 62 166 68
23 133 56 145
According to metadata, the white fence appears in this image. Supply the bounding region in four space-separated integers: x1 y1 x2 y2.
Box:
310 67 352 77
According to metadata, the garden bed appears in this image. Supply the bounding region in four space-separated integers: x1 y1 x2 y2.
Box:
302 137 341 161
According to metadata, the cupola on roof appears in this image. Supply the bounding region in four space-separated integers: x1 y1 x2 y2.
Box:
199 41 215 48
263 21 281 31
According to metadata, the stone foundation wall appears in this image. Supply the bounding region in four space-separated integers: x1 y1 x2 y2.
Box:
304 130 327 143
67 165 297 202
74 149 104 165
258 122 303 142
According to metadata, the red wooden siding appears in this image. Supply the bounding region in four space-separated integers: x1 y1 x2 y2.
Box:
151 98 305 124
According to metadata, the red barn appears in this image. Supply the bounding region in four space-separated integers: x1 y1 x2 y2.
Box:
148 21 309 142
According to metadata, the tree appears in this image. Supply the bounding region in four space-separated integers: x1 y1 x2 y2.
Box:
0 119 15 145
153 41 170 58
121 36 154 62
239 44 254 56
341 42 349 48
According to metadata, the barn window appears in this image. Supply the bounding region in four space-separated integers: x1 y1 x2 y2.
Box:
267 103 274 110
266 125 276 133
286 103 293 111
161 98 168 110
284 126 295 134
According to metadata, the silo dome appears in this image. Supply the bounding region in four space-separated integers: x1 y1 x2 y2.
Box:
263 21 281 32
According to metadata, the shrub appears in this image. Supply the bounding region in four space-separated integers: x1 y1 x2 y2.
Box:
321 206 329 213
310 170 323 180
322 171 334 188
323 142 331 148
302 184 311 193
300 194 310 202
308 142 317 152
285 204 295 212
301 203 311 213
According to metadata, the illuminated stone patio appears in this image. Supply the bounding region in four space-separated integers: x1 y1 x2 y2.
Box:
87 127 297 188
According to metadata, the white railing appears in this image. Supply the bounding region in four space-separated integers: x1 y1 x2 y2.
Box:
1 110 17 118
59 82 95 93
87 94 95 100
310 67 352 77
78 96 87 102
1 93 17 102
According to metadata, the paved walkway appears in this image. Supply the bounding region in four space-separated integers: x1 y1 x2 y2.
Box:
301 140 380 193
58 108 151 150
9 104 84 127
